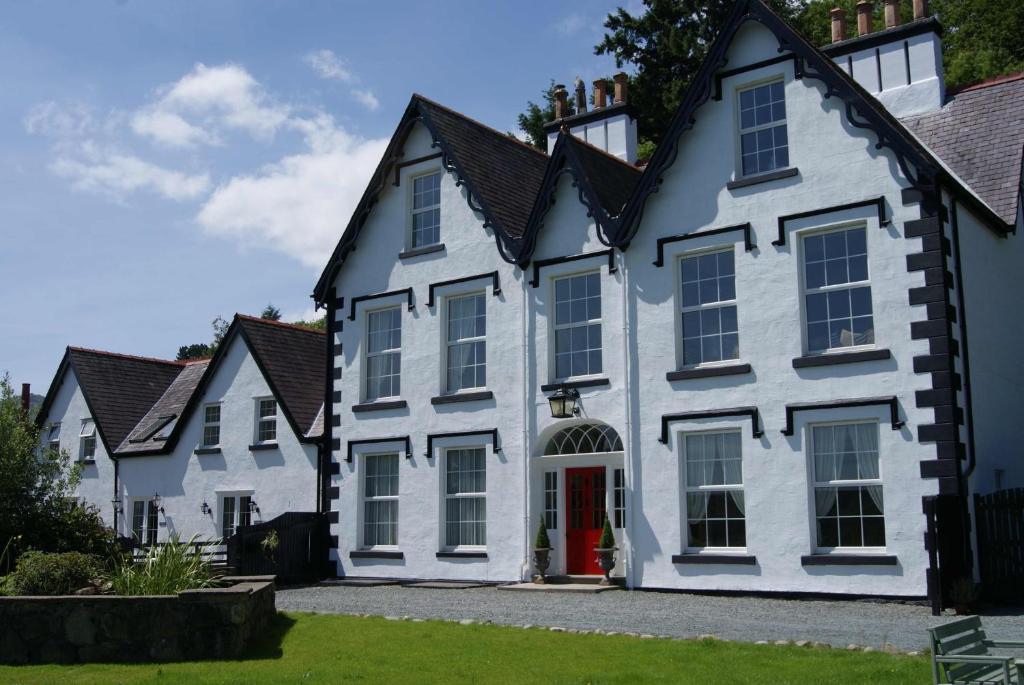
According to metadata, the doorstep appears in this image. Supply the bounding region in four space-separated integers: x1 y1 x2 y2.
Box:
404 581 489 590
321 578 401 587
498 582 621 593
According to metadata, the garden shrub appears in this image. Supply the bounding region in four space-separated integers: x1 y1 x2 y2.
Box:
109 535 219 596
6 551 103 596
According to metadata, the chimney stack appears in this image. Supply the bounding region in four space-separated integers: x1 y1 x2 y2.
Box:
856 1 874 36
884 0 900 28
574 78 587 113
613 72 629 104
21 383 30 416
593 79 608 110
830 7 847 42
913 0 928 19
553 84 569 120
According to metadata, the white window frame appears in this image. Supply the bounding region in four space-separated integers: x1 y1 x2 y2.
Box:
613 467 626 529
543 471 558 531
202 403 221 448
798 223 876 356
551 270 603 382
808 420 886 553
220 493 253 539
409 170 442 249
361 452 400 549
47 422 61 453
441 446 487 551
735 77 789 178
681 429 746 551
129 497 160 546
676 246 740 368
443 291 487 394
79 419 96 461
254 397 277 444
364 306 402 402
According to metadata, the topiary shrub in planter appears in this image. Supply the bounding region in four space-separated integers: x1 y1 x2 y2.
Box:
533 517 551 583
6 551 103 596
594 515 617 586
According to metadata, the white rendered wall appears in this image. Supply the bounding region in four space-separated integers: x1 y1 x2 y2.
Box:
117 335 318 544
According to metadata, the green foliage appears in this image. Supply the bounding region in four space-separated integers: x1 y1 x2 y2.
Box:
261 529 280 560
176 343 212 361
598 514 616 549
534 517 551 549
932 0 1024 87
794 1 914 48
517 80 576 150
291 316 326 331
5 551 103 596
261 303 282 321
108 535 219 596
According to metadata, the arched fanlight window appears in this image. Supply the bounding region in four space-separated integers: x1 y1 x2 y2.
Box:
544 423 623 456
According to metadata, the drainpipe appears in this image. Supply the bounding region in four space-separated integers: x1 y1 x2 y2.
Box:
619 249 636 588
521 269 532 580
112 458 120 534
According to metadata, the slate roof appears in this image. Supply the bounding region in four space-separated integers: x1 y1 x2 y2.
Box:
62 349 185 453
902 73 1024 224
116 360 210 454
563 135 642 218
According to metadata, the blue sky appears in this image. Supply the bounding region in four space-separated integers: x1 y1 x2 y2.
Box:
1 0 630 391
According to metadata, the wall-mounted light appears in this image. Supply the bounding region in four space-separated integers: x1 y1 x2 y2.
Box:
151 492 164 515
110 496 123 515
200 501 211 516
247 500 260 516
547 385 581 419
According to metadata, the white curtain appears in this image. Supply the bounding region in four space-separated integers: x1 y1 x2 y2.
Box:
729 491 745 516
856 423 883 513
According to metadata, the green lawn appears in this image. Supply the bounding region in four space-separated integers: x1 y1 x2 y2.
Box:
0 612 929 684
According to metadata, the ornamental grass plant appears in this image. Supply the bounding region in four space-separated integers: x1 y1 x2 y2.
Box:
108 535 219 596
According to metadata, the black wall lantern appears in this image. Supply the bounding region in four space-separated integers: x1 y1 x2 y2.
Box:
547 385 581 419
200 501 211 516
151 492 164 515
110 496 123 515
247 500 260 516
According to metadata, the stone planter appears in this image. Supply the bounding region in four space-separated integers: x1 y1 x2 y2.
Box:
533 548 551 583
594 547 616 585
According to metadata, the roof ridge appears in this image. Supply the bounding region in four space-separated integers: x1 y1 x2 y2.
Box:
236 314 326 335
564 134 642 173
949 71 1024 96
68 346 185 366
413 93 549 159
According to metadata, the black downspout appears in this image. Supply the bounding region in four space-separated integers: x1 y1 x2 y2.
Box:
112 458 120 534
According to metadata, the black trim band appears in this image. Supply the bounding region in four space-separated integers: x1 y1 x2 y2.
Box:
430 391 494 405
399 243 445 260
543 102 636 133
780 396 903 436
427 271 500 307
249 443 278 452
436 551 488 559
352 400 407 413
350 550 404 560
529 249 616 288
347 436 412 463
653 223 755 267
393 152 443 185
801 554 898 566
659 407 763 443
193 447 222 456
672 554 757 565
667 363 752 381
792 349 891 368
348 288 414 321
727 166 799 190
425 429 500 457
714 53 801 100
822 16 941 58
773 197 889 246
541 378 610 392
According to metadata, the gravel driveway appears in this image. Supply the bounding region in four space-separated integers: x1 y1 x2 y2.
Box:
277 583 1024 652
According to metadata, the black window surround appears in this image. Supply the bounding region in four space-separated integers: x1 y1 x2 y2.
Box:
348 288 414 321
436 551 488 559
653 223 755 267
352 399 408 413
426 271 501 308
726 166 799 191
667 363 752 382
424 429 500 458
399 243 445 260
346 436 412 463
659 407 763 443
391 152 443 186
672 553 757 565
529 249 617 288
541 378 610 392
801 554 898 566
792 349 891 369
249 443 278 452
712 53 802 101
350 550 404 560
780 396 903 436
194 447 222 456
773 196 889 247
430 390 494 405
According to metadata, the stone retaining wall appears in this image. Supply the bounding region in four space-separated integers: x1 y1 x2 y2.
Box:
0 577 276 664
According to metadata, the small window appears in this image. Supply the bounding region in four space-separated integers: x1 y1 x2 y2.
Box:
683 431 745 549
543 472 558 530
811 422 885 549
131 499 159 547
680 249 738 366
738 81 788 176
411 171 441 248
79 419 96 461
255 398 277 444
803 226 874 353
366 307 402 401
47 423 61 453
203 404 221 447
553 272 602 380
613 468 626 529
154 417 176 441
221 495 252 539
363 454 399 547
446 293 486 393
444 447 486 548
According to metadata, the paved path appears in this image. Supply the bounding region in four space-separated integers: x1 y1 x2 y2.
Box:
278 584 1024 652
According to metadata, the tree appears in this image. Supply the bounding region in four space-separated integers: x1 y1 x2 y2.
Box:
931 0 1024 87
260 303 282 321
291 316 326 331
517 80 576 151
176 343 211 361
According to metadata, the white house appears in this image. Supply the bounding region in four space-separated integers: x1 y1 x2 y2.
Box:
312 0 1024 609
36 315 325 546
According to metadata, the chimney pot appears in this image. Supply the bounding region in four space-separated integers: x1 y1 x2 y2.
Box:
830 8 847 42
613 72 629 104
913 0 928 19
553 84 569 120
856 1 874 36
884 0 900 28
592 79 608 110
574 77 587 113
21 383 30 416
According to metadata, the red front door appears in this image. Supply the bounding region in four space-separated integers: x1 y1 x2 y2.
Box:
565 467 607 575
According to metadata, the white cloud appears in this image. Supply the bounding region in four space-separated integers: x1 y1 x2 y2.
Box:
51 143 211 201
351 89 380 111
197 114 387 269
23 101 94 138
130 109 217 148
305 49 354 83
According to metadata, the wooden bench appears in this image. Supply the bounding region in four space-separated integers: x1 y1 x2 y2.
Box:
929 616 1024 684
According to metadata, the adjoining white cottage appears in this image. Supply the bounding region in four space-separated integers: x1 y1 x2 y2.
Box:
312 0 1024 610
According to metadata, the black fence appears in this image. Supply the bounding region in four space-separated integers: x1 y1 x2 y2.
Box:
975 488 1024 601
226 512 329 584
